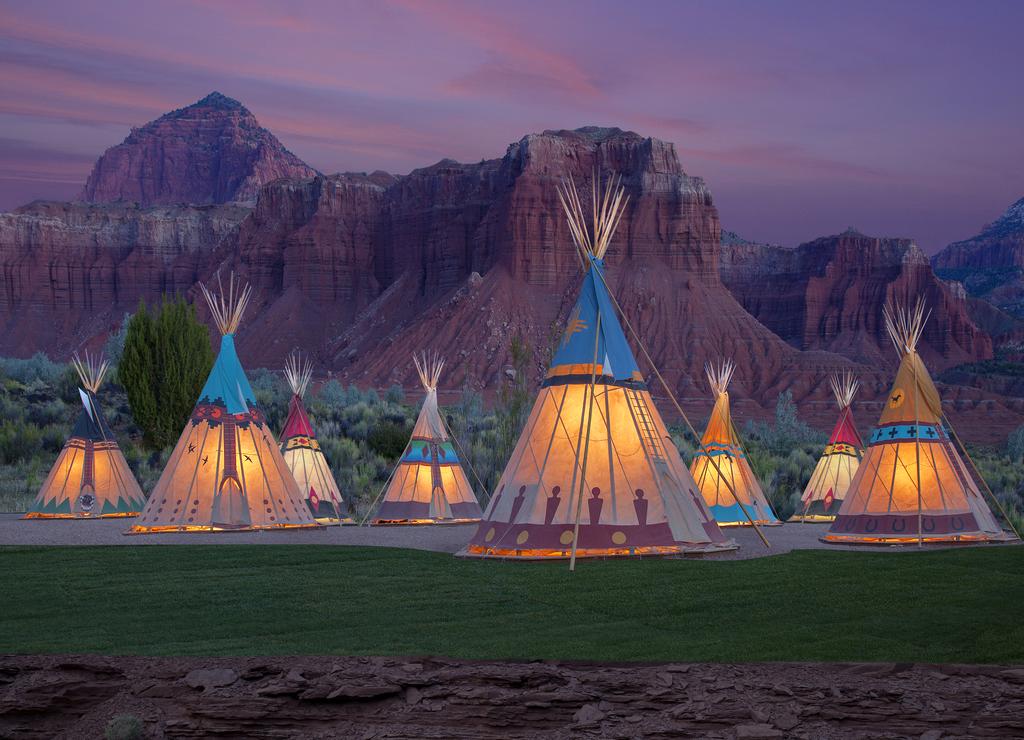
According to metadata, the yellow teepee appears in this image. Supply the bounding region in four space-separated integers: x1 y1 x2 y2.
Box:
370 353 482 525
24 352 146 519
823 299 1014 544
690 360 779 526
790 371 863 522
129 276 319 533
461 176 736 559
281 352 353 525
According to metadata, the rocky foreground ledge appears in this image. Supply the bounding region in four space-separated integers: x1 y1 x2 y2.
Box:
1 655 1023 739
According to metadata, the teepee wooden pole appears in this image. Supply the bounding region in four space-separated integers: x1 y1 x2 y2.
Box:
912 352 923 548
590 267 770 548
569 312 602 571
943 416 1022 540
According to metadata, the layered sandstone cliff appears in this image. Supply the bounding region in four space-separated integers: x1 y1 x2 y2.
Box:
79 92 317 206
0 200 248 355
720 229 992 370
933 197 1024 317
1 93 1020 438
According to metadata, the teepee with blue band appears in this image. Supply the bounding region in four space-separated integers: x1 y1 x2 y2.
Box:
462 175 736 561
129 274 318 534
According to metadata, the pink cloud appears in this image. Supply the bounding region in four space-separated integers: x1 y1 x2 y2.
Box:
392 0 602 102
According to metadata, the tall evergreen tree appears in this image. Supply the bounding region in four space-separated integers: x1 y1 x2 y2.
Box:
119 297 214 449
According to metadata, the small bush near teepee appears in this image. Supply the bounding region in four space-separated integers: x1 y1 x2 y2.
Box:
105 713 144 740
119 297 214 449
368 421 411 459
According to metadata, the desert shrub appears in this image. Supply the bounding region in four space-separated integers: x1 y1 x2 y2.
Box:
1008 424 1024 463
105 714 144 740
367 421 411 460
119 297 213 449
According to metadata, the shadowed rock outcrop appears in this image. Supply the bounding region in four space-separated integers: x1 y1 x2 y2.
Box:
1 655 1022 739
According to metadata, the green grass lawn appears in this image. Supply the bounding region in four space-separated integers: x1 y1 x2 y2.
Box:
2 545 1022 663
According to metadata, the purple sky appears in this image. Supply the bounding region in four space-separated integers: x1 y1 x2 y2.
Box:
2 0 1022 251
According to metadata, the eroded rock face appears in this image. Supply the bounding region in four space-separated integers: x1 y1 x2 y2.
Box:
0 200 248 356
79 92 317 206
933 197 1024 317
1 655 1022 739
720 230 992 370
2 112 1021 438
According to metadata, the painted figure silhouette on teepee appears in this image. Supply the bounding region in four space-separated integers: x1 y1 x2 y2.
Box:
369 352 483 525
790 371 863 522
690 360 780 527
129 275 318 533
280 351 353 524
823 299 1016 544
462 175 737 559
24 352 146 519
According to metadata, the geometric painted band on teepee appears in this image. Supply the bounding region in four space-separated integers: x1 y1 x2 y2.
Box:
867 422 943 445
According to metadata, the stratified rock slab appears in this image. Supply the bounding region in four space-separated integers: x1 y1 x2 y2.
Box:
1 655 1022 739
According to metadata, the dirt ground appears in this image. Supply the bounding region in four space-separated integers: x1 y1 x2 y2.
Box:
2 654 1023 739
0 514 919 558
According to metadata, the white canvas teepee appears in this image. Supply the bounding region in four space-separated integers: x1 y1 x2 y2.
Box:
25 352 146 519
823 299 1014 544
790 371 863 522
462 176 736 559
129 275 318 533
280 352 352 524
370 353 482 524
690 360 780 526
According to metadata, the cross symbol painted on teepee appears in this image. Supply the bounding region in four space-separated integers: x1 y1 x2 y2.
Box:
907 426 916 437
926 427 936 438
888 428 899 439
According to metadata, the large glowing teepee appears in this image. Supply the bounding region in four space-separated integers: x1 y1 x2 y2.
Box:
281 352 352 524
823 300 1014 544
462 177 736 559
24 353 146 519
129 276 318 533
369 353 483 525
690 360 780 527
790 371 863 522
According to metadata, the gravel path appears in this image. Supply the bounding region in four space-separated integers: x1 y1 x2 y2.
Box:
1 514 989 558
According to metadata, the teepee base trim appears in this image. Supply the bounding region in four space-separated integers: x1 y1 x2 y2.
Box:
373 500 482 522
125 522 321 535
466 520 735 555
708 503 781 527
459 540 737 560
822 512 1016 544
22 511 140 520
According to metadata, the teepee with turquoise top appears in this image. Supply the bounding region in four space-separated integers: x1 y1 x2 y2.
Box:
130 275 318 533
